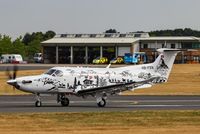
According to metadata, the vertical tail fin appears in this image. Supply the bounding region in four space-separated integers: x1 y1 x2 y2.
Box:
152 48 180 81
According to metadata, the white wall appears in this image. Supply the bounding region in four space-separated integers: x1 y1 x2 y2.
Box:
141 42 182 49
133 42 140 52
118 47 130 56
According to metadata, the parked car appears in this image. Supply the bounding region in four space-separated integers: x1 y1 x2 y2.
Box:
33 53 43 63
0 54 25 64
110 57 124 64
92 57 108 64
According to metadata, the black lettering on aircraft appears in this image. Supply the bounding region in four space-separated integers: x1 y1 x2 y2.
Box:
142 66 154 70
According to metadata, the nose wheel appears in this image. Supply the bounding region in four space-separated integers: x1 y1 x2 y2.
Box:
35 100 42 107
35 93 42 107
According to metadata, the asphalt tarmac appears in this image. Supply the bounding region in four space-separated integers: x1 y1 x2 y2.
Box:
0 95 200 113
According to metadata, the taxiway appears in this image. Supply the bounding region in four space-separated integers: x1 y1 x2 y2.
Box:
0 95 200 113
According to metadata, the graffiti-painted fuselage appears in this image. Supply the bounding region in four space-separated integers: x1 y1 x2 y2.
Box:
7 48 180 107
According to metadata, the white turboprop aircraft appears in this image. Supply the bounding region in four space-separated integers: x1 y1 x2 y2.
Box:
7 48 180 107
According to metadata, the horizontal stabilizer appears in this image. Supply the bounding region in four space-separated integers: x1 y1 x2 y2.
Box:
157 48 180 53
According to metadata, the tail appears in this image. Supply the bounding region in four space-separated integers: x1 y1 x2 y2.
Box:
152 48 180 81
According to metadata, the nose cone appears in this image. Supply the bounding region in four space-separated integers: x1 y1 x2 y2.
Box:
7 79 20 89
7 79 21 89
7 79 17 86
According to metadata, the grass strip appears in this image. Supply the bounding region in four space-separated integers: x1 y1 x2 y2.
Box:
0 110 200 134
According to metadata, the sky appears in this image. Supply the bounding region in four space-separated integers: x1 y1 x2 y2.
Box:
0 0 200 39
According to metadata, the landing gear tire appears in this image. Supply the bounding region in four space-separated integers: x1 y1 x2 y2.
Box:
35 93 42 107
97 98 106 107
61 98 69 107
35 100 42 107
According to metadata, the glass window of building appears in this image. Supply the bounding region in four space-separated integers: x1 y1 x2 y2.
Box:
143 44 148 49
43 46 56 64
58 46 70 64
73 46 85 64
171 44 175 48
88 46 100 63
103 46 115 61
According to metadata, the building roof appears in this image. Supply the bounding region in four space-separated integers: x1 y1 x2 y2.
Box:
41 33 200 44
140 36 200 41
42 37 139 44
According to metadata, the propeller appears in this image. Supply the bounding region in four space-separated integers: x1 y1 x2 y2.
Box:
6 65 18 80
6 65 19 90
13 65 18 80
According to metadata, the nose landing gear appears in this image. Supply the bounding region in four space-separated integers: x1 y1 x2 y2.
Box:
35 93 42 107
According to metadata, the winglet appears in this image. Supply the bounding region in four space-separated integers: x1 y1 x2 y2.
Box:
106 64 111 68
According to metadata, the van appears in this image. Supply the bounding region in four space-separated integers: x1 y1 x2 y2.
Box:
124 52 147 64
0 54 23 64
33 53 43 63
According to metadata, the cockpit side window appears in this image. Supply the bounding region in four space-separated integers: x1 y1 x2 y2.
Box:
54 70 63 77
45 69 56 75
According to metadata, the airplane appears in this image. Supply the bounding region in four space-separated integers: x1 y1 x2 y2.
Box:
6 48 180 107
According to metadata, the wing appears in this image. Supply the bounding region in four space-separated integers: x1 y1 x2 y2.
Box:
77 77 160 96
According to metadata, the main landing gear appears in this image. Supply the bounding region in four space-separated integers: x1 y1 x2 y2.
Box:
34 93 107 107
96 97 106 107
34 93 70 107
57 94 70 107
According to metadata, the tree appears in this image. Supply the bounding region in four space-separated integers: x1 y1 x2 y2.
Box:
31 32 44 41
183 28 194 36
0 30 56 62
12 37 26 57
26 39 42 58
22 33 32 45
44 31 56 40
0 35 12 55
105 29 118 33
149 28 200 37
174 29 184 36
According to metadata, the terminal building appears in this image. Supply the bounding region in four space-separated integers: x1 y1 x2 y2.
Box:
41 33 200 64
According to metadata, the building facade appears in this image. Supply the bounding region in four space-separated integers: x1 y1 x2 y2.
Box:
41 33 200 64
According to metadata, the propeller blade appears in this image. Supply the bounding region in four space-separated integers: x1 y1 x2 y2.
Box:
6 67 12 79
13 86 15 91
13 65 18 80
6 65 19 93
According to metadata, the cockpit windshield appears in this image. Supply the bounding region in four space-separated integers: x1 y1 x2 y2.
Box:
45 69 56 75
45 69 63 77
54 70 63 77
